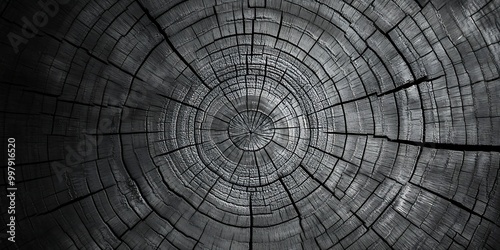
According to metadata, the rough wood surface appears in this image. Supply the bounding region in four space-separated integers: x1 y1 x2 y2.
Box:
1 0 499 249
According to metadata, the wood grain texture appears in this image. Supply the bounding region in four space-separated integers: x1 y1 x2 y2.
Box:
1 0 499 249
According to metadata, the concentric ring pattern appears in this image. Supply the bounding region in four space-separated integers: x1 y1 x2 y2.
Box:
1 0 500 249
